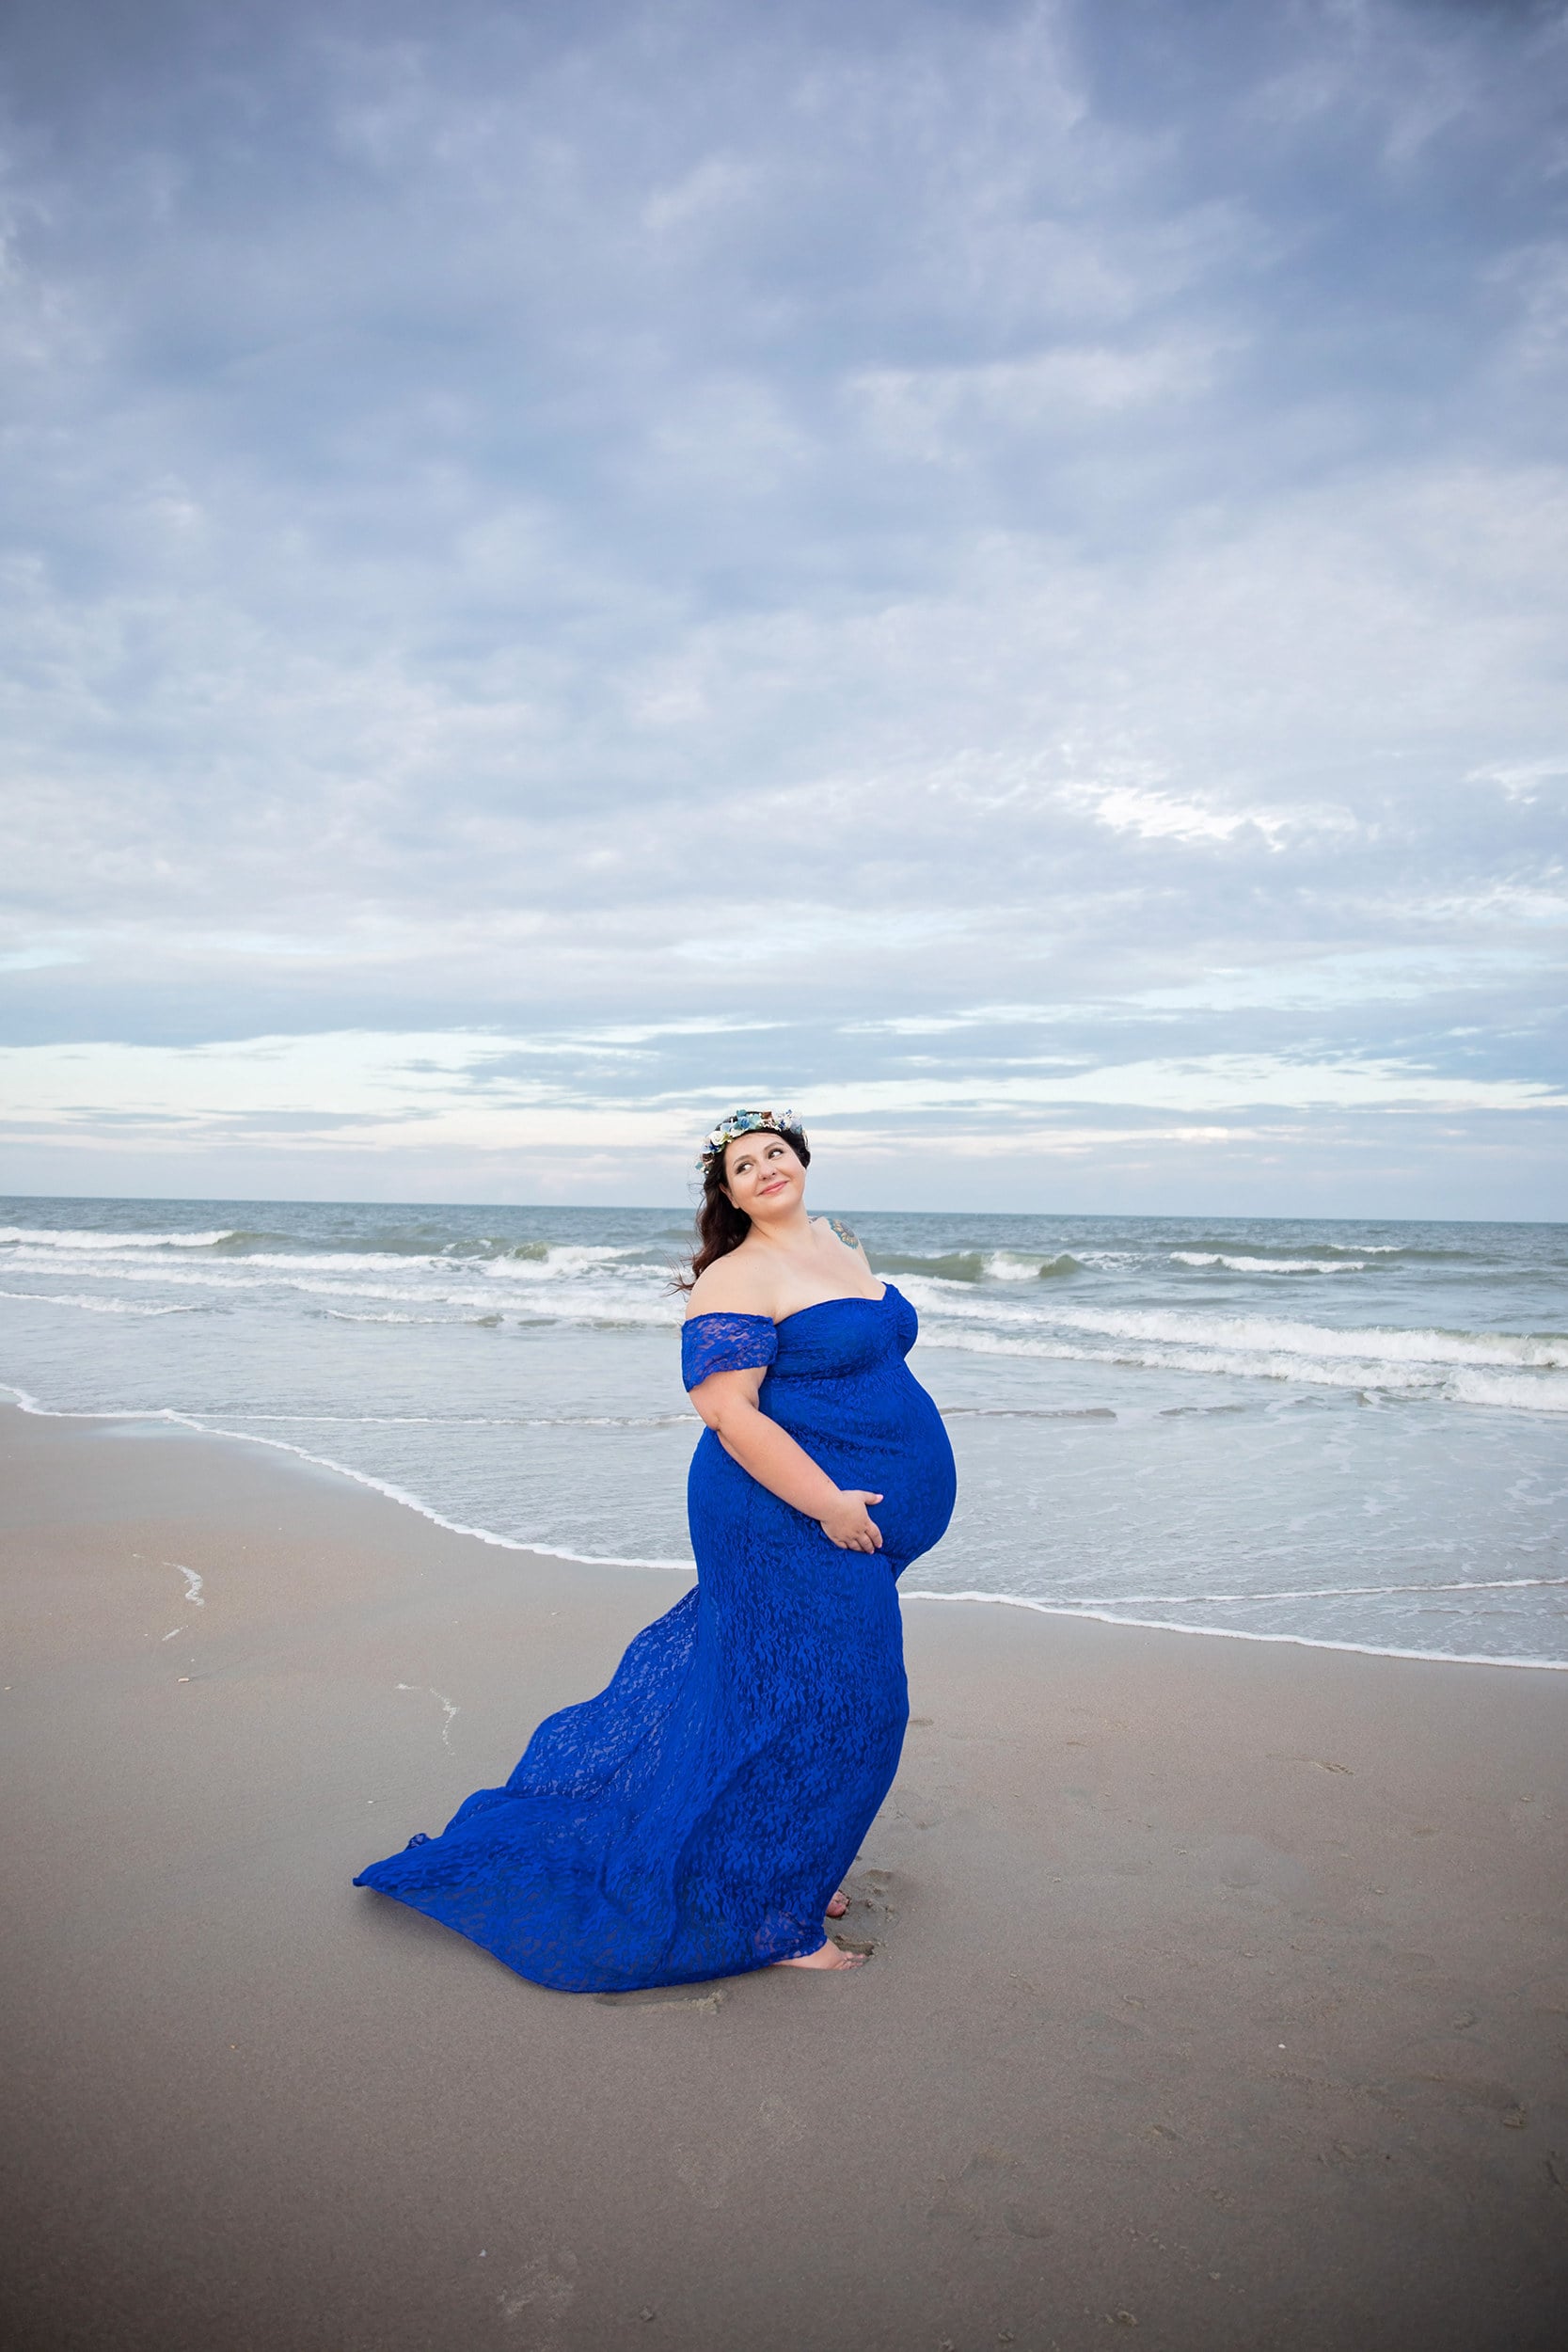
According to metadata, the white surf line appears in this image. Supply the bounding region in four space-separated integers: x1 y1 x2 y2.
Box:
396 1684 459 1747
901 1589 1568 1670
203 1410 691 1430
167 1564 205 1607
1035 1574 1568 1608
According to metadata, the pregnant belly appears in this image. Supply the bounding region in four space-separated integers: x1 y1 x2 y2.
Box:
768 1385 957 1565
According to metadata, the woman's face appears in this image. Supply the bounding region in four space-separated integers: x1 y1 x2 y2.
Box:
721 1132 806 1220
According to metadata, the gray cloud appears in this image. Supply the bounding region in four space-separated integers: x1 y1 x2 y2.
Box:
1 0 1564 1210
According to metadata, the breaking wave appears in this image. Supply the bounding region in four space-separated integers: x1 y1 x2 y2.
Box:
1172 1252 1370 1274
0 1225 238 1251
916 1325 1567 1410
873 1248 1082 1283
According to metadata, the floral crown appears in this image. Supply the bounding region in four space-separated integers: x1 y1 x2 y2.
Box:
697 1106 802 1172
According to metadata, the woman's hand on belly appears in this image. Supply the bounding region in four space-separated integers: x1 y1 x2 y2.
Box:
689 1370 885 1552
816 1489 884 1553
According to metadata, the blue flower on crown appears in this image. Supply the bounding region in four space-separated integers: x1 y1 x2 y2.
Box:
697 1107 801 1170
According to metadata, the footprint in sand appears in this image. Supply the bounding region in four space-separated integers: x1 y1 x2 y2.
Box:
925 2145 1055 2242
831 1865 901 1954
497 2250 578 2340
757 2091 807 2143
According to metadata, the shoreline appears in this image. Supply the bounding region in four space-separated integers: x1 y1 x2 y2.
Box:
6 1384 1561 1672
2 1396 1566 2350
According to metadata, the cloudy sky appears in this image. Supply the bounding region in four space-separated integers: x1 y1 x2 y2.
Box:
3 0 1565 1216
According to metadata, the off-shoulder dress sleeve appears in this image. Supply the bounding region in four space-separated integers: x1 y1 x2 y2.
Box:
681 1311 778 1391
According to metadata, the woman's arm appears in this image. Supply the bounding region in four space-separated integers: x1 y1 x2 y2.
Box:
688 1366 883 1553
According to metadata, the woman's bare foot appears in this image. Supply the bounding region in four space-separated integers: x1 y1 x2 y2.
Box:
773 1940 866 1971
826 1888 849 1919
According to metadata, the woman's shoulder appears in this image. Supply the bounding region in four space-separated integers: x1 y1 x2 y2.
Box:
684 1251 775 1322
813 1214 867 1262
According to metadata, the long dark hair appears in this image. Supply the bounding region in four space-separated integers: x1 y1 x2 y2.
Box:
678 1125 812 1291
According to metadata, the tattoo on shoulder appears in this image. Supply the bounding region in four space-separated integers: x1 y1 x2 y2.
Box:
826 1216 860 1252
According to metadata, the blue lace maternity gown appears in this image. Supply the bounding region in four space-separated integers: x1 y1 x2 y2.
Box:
354 1284 956 1992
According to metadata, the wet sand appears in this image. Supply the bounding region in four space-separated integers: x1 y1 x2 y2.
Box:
1 1398 1564 2351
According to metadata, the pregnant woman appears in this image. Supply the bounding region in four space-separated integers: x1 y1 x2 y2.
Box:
354 1108 957 1992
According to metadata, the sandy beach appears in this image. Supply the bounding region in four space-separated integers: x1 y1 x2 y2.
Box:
1 1399 1564 2351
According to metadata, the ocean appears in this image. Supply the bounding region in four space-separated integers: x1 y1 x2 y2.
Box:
2 1196 1564 1667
